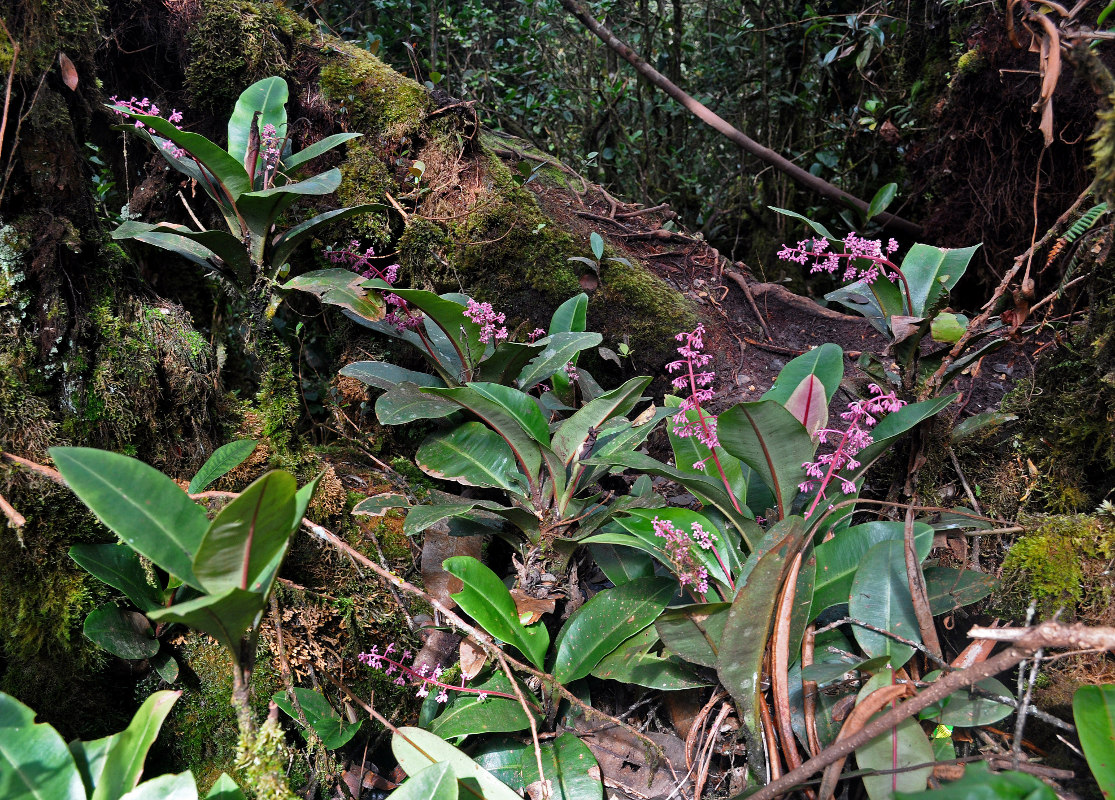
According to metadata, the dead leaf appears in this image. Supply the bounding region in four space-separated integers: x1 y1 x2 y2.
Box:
524 779 554 800
459 638 487 680
509 588 555 624
579 272 599 291
568 715 691 800
59 52 78 91
421 521 483 608
632 404 656 427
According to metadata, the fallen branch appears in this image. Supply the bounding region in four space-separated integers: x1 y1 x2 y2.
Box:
556 0 922 238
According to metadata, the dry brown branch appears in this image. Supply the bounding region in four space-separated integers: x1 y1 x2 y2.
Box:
0 492 25 529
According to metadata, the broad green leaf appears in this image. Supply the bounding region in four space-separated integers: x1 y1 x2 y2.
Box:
951 411 1018 443
118 771 197 800
270 204 382 270
188 439 258 494
147 589 265 656
283 268 386 323
825 281 891 335
386 289 483 370
376 383 461 425
811 521 933 619
113 222 252 286
387 762 457 800
283 132 363 172
151 650 179 683
588 543 654 586
923 567 997 615
227 76 288 167
866 183 897 221
204 773 246 800
894 761 1057 799
553 376 651 465
717 517 804 760
466 382 551 445
856 670 933 798
552 576 675 683
717 400 814 519
1074 684 1115 797
900 243 980 317
444 557 549 669
428 672 537 738
475 341 547 385
918 671 1013 727
0 692 85 800
589 232 605 260
69 543 163 612
663 395 747 502
236 169 345 237
761 343 844 407
247 472 321 598
591 626 709 690
193 470 297 594
655 602 731 668
800 655 892 685
92 690 180 800
272 688 362 749
471 738 525 789
402 500 512 537
340 361 443 391
769 207 836 239
70 734 116 798
515 332 603 391
392 726 522 800
520 733 603 800
52 447 209 590
849 540 921 668
113 227 244 286
548 293 588 335
416 422 521 492
608 507 739 589
930 312 968 343
352 494 412 516
84 604 159 660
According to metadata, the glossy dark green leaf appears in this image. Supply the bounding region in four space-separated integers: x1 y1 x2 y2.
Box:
475 341 547 385
392 726 522 800
417 422 522 492
52 447 209 590
855 670 933 798
1073 684 1115 796
894 761 1057 799
227 76 288 168
117 771 196 799
470 738 525 789
352 493 412 517
553 376 651 465
918 671 1013 727
900 243 979 317
237 169 345 239
761 343 844 407
849 540 921 668
428 672 537 738
188 439 258 494
924 567 997 615
248 472 320 598
70 543 163 613
423 386 543 481
272 688 362 749
193 470 297 594
663 395 747 501
552 576 675 683
445 556 549 669
466 382 551 445
376 382 461 425
113 222 252 286
866 183 897 221
769 207 836 239
113 226 245 285
84 604 159 660
800 655 892 685
591 626 709 690
402 499 512 537
204 773 246 800
147 589 265 656
340 361 443 391
587 543 654 586
520 733 602 800
387 762 458 800
151 650 179 683
0 692 85 800
283 132 363 171
515 332 603 391
655 602 731 668
270 204 382 270
69 734 115 798
283 268 386 323
387 289 483 370
91 690 180 800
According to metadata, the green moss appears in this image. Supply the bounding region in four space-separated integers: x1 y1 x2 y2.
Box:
399 217 452 287
332 140 396 247
319 42 430 139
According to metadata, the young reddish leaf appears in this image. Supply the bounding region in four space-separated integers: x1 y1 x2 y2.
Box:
59 52 78 91
784 374 828 436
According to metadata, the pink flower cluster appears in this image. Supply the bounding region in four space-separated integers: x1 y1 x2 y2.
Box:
778 233 899 285
800 384 906 512
652 517 709 596
109 96 186 158
463 299 509 344
527 328 546 342
325 242 419 331
359 643 505 704
666 324 718 470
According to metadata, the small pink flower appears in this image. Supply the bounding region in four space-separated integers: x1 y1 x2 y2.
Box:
464 299 509 344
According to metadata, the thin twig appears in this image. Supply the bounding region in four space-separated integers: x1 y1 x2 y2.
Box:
948 448 983 569
904 503 943 660
494 651 550 798
811 617 949 670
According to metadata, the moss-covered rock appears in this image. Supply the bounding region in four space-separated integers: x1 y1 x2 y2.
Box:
318 40 431 140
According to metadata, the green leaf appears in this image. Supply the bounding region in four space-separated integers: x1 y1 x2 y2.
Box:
247 472 320 597
92 690 180 800
0 692 85 800
272 688 362 749
444 556 549 669
236 169 345 238
466 382 551 445
340 361 443 391
588 543 654 586
856 670 933 798
352 493 412 516
825 281 892 335
402 500 512 537
283 268 386 323
188 440 258 494
376 383 461 425
151 650 179 683
549 294 588 335
147 589 265 656
387 762 458 800
416 422 522 492
471 738 525 789
552 576 675 683
849 540 921 668
866 183 898 221
475 341 547 385
811 521 933 619
515 332 604 391
591 626 709 690
923 567 997 615
387 289 484 370
204 773 246 800
717 517 804 759
769 207 837 239
663 395 747 501
428 672 537 738
69 543 163 612
227 76 288 167
192 470 297 594
52 447 210 590
70 734 115 798
918 671 1013 727
520 733 603 800
118 771 198 800
600 507 739 589
589 232 605 260
113 222 252 286
761 343 844 407
392 726 522 800
283 133 363 172
931 312 968 343
655 602 731 668
553 376 651 465
1074 684 1115 797
894 761 1057 799
900 243 980 317
270 204 382 270
84 604 159 660
716 400 814 519
112 226 245 285
951 412 1017 443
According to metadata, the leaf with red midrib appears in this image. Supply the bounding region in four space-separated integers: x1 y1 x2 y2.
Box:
784 374 828 436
